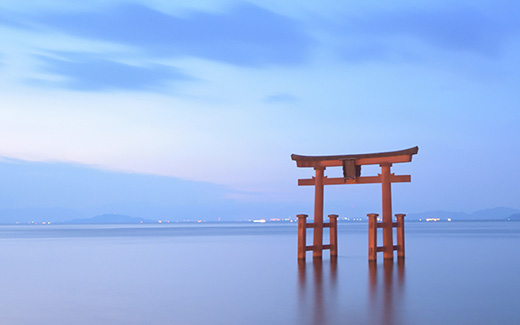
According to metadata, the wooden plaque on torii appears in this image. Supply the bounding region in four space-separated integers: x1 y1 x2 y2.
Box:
291 146 418 261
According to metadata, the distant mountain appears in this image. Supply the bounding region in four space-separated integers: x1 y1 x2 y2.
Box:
0 155 519 224
65 214 149 224
407 207 520 221
0 157 235 223
470 207 520 220
507 214 520 221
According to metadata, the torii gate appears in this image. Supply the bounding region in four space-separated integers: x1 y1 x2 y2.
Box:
291 146 418 261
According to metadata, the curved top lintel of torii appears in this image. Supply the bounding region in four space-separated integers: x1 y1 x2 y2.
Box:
291 146 419 168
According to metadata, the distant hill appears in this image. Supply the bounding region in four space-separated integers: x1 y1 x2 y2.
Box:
65 214 149 224
0 157 232 223
470 207 520 220
507 214 520 221
407 207 520 221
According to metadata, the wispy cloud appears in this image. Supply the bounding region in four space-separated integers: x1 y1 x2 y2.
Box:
337 6 519 61
264 93 299 104
28 3 310 66
0 9 29 29
0 157 230 221
31 52 190 91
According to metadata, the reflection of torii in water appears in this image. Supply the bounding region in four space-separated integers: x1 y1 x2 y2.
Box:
291 146 418 261
297 259 405 325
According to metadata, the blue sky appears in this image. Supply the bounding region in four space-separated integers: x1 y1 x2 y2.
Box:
0 0 519 220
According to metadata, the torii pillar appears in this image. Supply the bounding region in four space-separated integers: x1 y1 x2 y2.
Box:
291 146 418 261
381 163 393 259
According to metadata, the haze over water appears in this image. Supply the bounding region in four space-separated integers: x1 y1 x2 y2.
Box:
1 221 519 324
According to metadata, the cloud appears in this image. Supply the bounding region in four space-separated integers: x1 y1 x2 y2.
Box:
31 3 310 66
31 52 190 91
0 157 228 220
0 10 29 29
0 157 303 223
338 6 518 61
373 8 503 55
264 93 299 104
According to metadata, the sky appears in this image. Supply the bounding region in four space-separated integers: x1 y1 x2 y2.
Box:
0 0 519 221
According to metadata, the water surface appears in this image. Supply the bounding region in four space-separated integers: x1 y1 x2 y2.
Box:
0 222 519 324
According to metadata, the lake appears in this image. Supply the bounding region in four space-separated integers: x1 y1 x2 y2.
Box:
0 221 519 324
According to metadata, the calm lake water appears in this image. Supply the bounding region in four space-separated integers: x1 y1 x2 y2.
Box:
0 221 519 324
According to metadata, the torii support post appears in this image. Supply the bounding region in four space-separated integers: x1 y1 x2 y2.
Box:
329 214 338 257
395 214 406 259
297 214 338 260
367 213 378 261
367 213 406 260
297 214 307 259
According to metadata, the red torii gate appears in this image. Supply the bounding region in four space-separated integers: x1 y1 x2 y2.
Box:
291 146 418 261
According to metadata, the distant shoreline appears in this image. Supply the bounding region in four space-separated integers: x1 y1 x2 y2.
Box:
1 219 519 226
